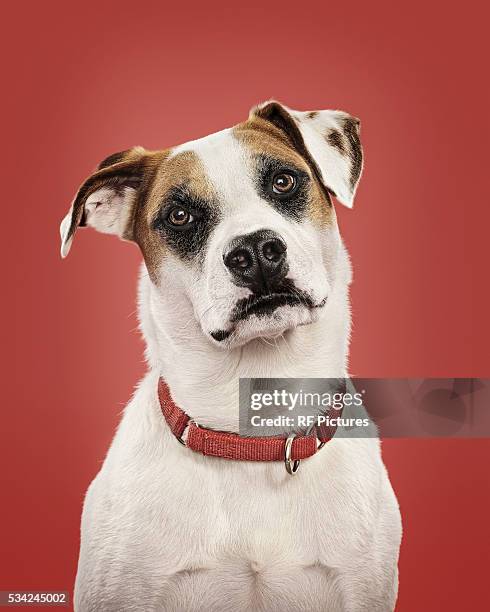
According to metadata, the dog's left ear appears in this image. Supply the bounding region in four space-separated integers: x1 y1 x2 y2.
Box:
251 101 363 208
60 147 148 257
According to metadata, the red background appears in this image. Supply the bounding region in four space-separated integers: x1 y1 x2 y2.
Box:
1 1 489 610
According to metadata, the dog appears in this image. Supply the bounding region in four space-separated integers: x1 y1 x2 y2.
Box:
60 101 402 611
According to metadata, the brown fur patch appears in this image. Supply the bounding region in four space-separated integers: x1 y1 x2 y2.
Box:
342 117 363 188
97 149 134 170
133 149 217 281
327 129 346 155
235 115 333 227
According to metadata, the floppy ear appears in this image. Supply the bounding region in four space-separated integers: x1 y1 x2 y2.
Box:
251 101 363 208
60 146 148 257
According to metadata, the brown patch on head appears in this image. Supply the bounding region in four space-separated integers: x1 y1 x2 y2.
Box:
234 112 333 228
235 115 307 167
133 149 218 282
306 111 318 119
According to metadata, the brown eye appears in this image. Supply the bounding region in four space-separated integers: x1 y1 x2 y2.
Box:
167 207 194 226
272 172 296 194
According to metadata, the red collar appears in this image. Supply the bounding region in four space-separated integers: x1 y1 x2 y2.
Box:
158 379 339 473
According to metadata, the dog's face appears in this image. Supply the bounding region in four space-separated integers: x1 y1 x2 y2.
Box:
61 102 363 348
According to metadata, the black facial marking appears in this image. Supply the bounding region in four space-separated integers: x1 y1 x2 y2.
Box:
231 292 303 321
210 329 232 342
327 129 346 155
152 186 219 261
343 118 363 188
255 155 310 222
230 281 320 322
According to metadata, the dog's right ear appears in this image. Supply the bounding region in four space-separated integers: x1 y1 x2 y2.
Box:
251 101 363 208
60 147 148 257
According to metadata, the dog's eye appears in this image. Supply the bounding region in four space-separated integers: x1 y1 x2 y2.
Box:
272 172 297 195
166 206 194 227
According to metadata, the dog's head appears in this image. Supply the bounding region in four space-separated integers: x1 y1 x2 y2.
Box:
61 101 363 348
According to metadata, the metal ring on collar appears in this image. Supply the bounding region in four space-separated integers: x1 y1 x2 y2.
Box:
284 433 301 475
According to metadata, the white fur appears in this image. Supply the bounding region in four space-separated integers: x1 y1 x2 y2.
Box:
70 123 401 611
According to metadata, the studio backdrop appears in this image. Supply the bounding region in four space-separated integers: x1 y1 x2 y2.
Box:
1 1 489 611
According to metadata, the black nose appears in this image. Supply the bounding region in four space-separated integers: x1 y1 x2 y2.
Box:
223 230 288 293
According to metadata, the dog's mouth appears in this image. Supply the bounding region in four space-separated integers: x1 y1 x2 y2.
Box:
210 283 327 343
230 291 308 322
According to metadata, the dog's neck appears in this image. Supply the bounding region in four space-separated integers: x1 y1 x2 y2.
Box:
138 248 351 432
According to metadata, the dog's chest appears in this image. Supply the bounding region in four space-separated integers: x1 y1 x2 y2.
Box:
78 411 390 612
100 452 352 611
